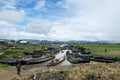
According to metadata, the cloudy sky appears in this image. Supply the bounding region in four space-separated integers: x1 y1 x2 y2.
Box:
0 0 120 41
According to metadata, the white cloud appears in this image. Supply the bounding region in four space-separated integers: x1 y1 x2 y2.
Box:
34 0 46 11
0 19 52 40
0 10 25 23
0 21 45 40
0 0 120 41
0 29 43 40
44 21 103 41
51 0 120 41
0 21 10 26
24 20 52 34
0 0 16 10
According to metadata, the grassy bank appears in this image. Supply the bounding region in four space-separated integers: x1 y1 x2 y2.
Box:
92 52 120 58
0 64 12 70
73 43 120 51
1 43 42 58
2 49 25 58
73 43 120 58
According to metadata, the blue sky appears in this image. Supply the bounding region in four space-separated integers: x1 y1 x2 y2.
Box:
0 0 120 42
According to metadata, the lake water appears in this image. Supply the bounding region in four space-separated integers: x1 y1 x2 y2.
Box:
43 49 71 66
55 49 72 66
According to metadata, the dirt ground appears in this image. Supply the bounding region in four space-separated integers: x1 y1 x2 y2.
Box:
0 51 120 80
97 50 120 54
0 64 73 80
108 51 120 54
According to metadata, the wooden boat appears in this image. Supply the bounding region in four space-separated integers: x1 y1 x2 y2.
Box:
0 55 55 65
90 56 117 63
25 55 55 64
67 53 90 64
67 56 90 64
20 55 33 65
47 56 66 66
0 58 21 66
23 52 32 55
78 52 92 59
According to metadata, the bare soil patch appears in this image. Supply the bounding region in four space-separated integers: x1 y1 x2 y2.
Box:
108 51 120 54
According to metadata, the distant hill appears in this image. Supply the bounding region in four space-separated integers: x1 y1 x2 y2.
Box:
0 39 118 44
21 39 41 43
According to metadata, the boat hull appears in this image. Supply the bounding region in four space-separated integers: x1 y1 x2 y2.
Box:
90 56 117 63
47 57 66 66
66 53 90 64
26 56 55 64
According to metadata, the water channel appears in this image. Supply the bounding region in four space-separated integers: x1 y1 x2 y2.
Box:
23 49 97 69
43 49 72 66
47 49 96 66
55 50 72 66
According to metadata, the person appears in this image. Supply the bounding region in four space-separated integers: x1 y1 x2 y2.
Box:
105 49 107 53
16 63 22 75
51 59 54 63
46 61 49 68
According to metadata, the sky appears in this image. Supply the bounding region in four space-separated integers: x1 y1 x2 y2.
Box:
0 0 120 42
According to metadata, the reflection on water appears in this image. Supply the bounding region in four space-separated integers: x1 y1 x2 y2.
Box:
55 50 65 59
42 50 94 66
56 50 72 66
44 49 72 66
60 59 71 66
39 49 92 66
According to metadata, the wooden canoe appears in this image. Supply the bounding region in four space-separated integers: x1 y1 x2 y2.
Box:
66 53 90 64
90 56 117 63
26 56 55 64
47 56 66 66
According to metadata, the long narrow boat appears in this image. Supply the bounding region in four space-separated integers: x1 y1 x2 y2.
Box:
66 53 90 64
0 55 55 65
67 56 90 64
0 58 21 66
78 52 92 59
47 56 66 66
90 56 117 63
25 55 55 64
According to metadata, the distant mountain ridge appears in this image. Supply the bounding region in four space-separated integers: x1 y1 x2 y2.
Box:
0 39 116 43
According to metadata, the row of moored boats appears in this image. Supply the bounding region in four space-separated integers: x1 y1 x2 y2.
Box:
0 49 120 66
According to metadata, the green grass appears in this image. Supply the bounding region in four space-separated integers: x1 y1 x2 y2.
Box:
73 43 120 51
73 43 120 58
1 43 43 58
23 44 43 52
2 49 25 58
0 64 12 70
92 52 120 58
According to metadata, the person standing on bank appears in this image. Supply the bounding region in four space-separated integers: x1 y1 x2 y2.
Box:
16 63 22 75
105 49 107 53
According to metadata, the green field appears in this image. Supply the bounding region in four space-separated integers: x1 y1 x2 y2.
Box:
73 43 120 58
73 43 120 51
1 43 120 58
1 43 43 58
0 43 43 68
